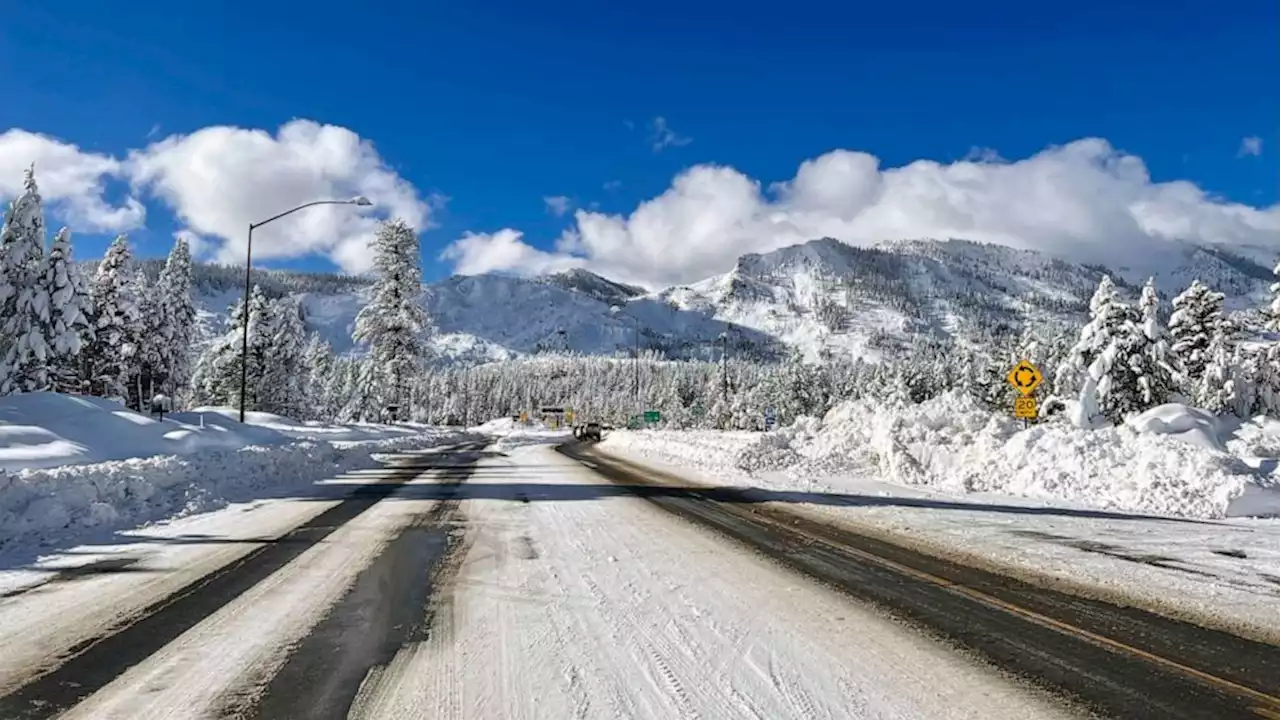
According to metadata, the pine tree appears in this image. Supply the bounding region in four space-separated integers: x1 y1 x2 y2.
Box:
127 267 154 408
1169 280 1225 392
0 166 50 394
151 237 197 402
302 334 335 420
82 235 140 400
1266 260 1280 333
1055 276 1140 424
41 228 93 393
191 296 248 407
259 296 307 417
244 285 273 410
1133 278 1175 408
352 219 431 419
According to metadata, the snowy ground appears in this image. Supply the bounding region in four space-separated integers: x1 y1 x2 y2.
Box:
0 440 1081 719
597 395 1280 641
0 392 475 565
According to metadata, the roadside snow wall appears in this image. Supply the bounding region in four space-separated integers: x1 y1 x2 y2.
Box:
0 421 479 553
742 393 1280 519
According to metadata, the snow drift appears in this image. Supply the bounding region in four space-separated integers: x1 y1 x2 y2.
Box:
606 395 1280 519
748 394 1280 519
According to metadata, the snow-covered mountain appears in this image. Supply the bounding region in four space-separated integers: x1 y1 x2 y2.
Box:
160 236 1276 365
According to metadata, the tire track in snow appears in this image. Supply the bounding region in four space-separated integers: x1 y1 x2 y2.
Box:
0 443 488 720
240 462 476 720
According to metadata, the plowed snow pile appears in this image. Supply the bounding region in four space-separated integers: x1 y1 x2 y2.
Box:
740 392 1280 519
0 393 475 554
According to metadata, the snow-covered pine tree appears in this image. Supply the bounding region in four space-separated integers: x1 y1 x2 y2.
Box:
352 219 431 419
244 284 273 410
0 166 51 394
191 296 247 407
1168 279 1225 393
40 228 93 393
1059 276 1144 425
302 334 335 420
152 237 197 402
82 235 141 401
1132 278 1175 408
127 267 155 408
1266 260 1280 333
258 296 307 417
1196 330 1241 414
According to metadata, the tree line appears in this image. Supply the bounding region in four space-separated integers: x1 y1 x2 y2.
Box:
0 167 196 407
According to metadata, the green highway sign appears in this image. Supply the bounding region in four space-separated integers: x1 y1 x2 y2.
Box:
644 410 661 423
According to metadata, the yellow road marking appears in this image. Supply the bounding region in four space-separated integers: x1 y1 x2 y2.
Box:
752 508 1280 711
580 447 1280 709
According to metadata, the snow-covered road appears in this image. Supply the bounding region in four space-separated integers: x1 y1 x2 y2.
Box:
2 436 1275 719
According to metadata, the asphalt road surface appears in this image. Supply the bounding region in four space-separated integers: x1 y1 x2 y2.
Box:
0 436 1275 719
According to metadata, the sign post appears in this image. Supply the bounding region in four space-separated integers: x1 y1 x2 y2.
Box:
1005 359 1043 426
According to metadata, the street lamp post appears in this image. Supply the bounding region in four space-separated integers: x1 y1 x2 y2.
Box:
238 196 372 422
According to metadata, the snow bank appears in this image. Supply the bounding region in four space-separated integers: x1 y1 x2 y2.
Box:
473 417 571 450
739 393 1280 519
604 394 1280 519
0 393 290 471
0 428 476 554
183 406 433 444
0 394 442 474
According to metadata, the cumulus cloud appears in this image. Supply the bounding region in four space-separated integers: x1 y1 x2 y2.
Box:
127 120 427 273
543 195 572 216
1239 136 1263 157
650 116 692 152
0 129 145 233
440 138 1280 289
0 121 427 273
440 229 579 276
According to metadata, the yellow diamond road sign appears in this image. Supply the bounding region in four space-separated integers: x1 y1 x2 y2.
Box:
1006 360 1043 396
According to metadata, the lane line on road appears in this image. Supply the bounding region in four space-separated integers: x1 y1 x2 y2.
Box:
750 504 1280 713
560 441 1280 717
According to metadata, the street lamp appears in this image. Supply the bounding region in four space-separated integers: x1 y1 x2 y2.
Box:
611 305 641 416
238 196 373 422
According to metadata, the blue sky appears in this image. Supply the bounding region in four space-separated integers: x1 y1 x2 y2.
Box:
1 0 1276 286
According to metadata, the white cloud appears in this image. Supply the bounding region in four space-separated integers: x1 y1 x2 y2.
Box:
1239 136 1263 157
0 129 145 233
543 195 572 216
439 138 1280 289
127 120 428 273
650 116 692 152
439 229 579 276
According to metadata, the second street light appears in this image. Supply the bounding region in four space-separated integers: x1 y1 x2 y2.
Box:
238 196 373 423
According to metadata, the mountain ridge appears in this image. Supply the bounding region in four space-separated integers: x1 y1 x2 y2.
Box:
108 235 1275 365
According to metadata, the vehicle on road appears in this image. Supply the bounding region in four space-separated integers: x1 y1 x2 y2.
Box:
579 422 602 441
